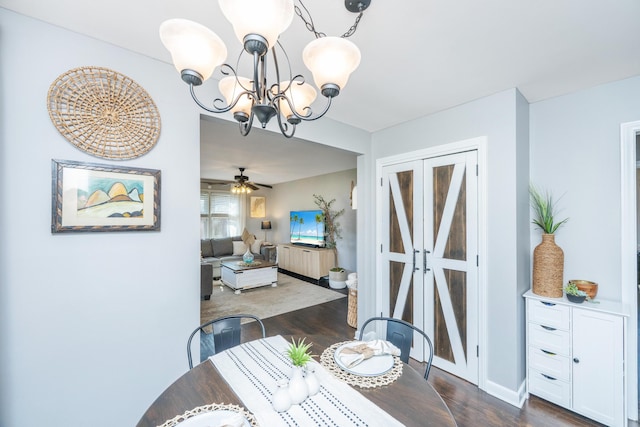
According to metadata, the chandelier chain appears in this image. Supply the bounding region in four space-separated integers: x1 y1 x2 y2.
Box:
295 0 365 39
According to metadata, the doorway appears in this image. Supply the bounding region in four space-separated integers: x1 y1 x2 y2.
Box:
620 120 640 421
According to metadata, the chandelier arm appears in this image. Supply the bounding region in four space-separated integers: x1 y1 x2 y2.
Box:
239 112 254 136
276 110 296 138
273 93 333 122
189 84 255 114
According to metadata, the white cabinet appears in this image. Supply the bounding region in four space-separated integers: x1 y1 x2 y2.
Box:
524 290 626 427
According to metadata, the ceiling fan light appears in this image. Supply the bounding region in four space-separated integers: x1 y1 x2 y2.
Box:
219 76 254 118
159 19 227 83
219 0 294 51
277 81 317 120
303 36 361 96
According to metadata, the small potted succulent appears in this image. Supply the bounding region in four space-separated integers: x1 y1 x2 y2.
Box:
286 338 314 404
564 281 588 304
286 337 314 367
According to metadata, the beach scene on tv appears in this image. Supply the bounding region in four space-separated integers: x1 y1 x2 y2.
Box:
290 209 326 247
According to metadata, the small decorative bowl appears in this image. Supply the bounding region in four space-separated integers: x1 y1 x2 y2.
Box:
569 280 598 300
566 293 586 304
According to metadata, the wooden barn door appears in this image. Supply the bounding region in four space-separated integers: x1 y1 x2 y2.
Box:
380 150 478 383
380 161 425 358
424 151 478 384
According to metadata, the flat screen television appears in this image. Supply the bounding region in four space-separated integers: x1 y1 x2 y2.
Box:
289 209 325 247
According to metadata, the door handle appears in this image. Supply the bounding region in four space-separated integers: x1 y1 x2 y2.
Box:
413 249 420 271
423 250 431 273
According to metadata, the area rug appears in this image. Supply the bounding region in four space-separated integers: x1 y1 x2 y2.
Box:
201 273 346 324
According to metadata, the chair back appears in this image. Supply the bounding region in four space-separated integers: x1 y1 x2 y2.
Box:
359 316 434 380
187 314 266 369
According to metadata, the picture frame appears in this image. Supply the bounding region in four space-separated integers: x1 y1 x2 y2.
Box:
250 196 266 218
51 159 161 233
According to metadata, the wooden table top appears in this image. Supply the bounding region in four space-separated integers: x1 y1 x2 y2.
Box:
137 335 457 427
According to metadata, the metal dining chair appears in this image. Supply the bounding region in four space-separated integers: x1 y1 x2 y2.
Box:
358 316 434 380
187 314 266 369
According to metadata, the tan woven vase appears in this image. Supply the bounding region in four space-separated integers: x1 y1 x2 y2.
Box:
532 234 564 297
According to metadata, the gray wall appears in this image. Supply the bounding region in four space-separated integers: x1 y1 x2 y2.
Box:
368 88 530 401
530 75 640 301
0 9 201 426
268 169 358 272
0 10 368 427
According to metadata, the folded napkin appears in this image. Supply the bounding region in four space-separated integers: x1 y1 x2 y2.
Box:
219 412 245 427
338 340 400 368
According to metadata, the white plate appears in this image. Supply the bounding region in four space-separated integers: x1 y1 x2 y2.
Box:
177 410 250 427
333 342 394 377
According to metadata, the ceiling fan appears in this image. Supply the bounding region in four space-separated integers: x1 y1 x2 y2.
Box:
202 167 272 192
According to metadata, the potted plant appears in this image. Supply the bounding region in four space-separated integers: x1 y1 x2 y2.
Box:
286 338 314 404
530 185 568 298
313 194 346 287
564 281 588 304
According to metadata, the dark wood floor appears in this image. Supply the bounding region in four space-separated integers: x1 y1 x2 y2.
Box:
250 297 634 427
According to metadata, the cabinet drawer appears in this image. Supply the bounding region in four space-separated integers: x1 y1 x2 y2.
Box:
529 369 571 409
528 347 571 382
528 323 570 356
527 299 570 330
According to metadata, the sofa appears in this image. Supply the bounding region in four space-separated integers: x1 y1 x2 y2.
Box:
201 235 268 279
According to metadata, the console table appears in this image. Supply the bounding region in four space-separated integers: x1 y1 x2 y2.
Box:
277 244 333 283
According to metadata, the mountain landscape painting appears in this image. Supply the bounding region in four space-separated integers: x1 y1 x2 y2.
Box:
77 177 145 219
52 159 160 233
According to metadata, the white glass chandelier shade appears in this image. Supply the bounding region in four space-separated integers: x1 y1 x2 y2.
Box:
219 0 295 50
219 76 254 117
303 36 361 93
277 81 317 119
159 19 227 83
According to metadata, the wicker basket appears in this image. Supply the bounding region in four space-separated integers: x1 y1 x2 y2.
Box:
347 288 357 328
47 66 161 160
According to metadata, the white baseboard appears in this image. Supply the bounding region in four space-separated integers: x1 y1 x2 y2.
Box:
483 379 527 408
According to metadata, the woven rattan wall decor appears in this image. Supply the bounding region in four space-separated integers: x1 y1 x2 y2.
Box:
47 66 161 160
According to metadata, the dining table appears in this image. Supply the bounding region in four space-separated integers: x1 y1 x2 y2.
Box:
137 334 457 427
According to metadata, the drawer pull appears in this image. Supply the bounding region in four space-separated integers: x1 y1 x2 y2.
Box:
573 358 580 364
540 325 556 331
541 349 556 356
541 301 556 306
541 374 557 381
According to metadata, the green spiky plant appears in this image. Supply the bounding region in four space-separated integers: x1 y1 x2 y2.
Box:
529 185 568 234
286 337 314 367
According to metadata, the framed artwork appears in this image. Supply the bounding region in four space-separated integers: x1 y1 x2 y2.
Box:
51 159 161 233
250 196 266 218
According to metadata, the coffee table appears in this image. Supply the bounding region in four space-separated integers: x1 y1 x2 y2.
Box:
220 261 278 294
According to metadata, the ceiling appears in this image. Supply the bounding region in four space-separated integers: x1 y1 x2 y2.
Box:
4 0 640 183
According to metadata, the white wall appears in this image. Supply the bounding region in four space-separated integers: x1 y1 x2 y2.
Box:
530 75 640 301
368 89 530 401
269 169 358 272
0 10 202 427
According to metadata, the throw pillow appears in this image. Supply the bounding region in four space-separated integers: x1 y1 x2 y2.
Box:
251 239 263 254
212 237 233 257
232 241 248 256
241 228 255 246
200 240 214 258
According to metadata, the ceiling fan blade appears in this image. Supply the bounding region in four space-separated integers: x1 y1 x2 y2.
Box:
246 182 260 191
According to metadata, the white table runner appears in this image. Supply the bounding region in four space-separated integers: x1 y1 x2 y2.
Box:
209 335 405 427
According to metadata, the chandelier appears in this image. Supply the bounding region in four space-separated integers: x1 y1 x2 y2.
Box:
159 0 371 138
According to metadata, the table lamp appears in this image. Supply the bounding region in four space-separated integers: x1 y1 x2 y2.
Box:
261 220 272 242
